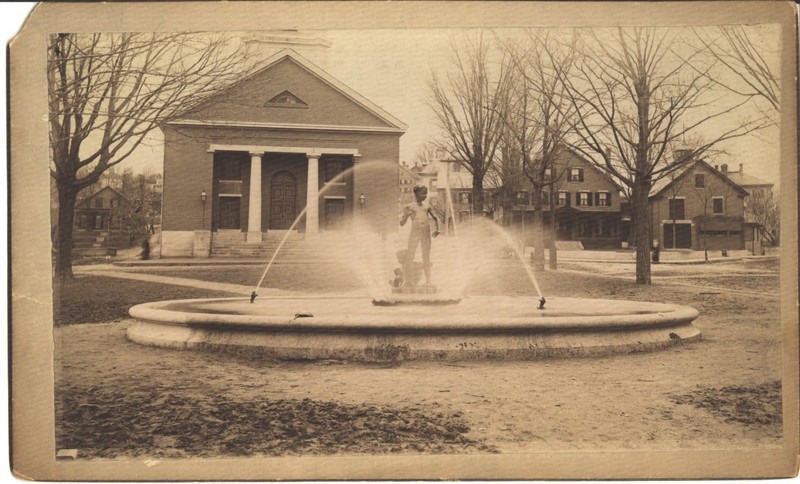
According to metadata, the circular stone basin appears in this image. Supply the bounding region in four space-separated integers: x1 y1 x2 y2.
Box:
127 296 700 362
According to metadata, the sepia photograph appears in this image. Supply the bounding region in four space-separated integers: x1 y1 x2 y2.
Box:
9 1 798 480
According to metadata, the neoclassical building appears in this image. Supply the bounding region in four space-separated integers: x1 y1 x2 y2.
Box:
160 49 406 256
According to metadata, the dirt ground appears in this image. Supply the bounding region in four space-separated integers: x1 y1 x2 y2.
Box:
54 257 784 458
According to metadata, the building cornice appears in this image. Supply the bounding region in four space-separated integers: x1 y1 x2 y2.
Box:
207 144 360 157
167 118 405 134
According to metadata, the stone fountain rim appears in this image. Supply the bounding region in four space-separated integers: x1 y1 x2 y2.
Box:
129 296 699 332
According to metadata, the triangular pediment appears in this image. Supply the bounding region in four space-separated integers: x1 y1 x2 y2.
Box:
173 49 406 133
265 90 308 108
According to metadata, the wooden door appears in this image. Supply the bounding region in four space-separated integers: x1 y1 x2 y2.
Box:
664 223 692 249
324 199 345 230
219 197 241 229
270 172 296 229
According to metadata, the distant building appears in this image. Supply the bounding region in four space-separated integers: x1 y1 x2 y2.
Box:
399 164 423 205
721 163 775 248
160 49 406 257
428 148 624 248
649 159 749 251
74 186 124 231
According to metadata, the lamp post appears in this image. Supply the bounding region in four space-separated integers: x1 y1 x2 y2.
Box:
359 193 366 215
201 190 207 229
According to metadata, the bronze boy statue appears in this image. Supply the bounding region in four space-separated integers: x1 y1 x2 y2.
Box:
399 185 440 287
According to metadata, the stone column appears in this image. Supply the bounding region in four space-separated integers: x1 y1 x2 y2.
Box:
351 154 362 216
305 153 320 236
247 152 263 243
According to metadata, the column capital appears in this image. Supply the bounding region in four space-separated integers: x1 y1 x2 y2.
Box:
249 151 263 157
306 153 321 160
352 154 362 163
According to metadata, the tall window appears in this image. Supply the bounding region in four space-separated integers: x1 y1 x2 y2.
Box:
596 192 610 207
516 191 529 206
694 174 705 188
577 192 591 206
220 160 242 181
95 198 104 209
568 167 584 182
668 198 685 220
557 191 569 206
713 197 724 214
325 160 345 183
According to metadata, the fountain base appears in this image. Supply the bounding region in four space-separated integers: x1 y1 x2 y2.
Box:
127 296 701 362
391 285 439 294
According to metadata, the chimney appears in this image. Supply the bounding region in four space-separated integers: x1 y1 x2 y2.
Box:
739 163 743 175
714 164 719 171
721 163 728 174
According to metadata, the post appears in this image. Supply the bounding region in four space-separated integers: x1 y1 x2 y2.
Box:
306 153 320 237
201 190 207 230
247 152 262 243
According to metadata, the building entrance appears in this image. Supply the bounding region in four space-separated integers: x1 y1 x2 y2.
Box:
270 171 297 230
218 197 241 229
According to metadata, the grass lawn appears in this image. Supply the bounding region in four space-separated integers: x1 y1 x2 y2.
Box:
53 275 237 325
54 259 783 458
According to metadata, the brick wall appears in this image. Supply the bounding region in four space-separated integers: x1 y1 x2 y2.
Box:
552 150 622 212
161 125 401 246
650 162 747 250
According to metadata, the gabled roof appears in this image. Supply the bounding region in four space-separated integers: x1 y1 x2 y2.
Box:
561 147 625 192
78 186 123 208
172 49 406 132
726 171 773 188
399 164 422 180
650 159 749 199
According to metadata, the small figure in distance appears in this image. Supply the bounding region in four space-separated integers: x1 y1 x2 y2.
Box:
399 185 440 287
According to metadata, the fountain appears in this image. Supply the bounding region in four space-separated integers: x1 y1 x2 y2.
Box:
127 163 701 362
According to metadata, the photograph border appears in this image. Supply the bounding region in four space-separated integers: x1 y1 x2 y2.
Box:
9 1 799 480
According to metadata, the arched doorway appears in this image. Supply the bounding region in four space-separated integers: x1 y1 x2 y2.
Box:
269 171 297 230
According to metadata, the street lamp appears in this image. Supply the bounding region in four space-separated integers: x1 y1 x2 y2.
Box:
201 190 207 229
359 193 366 215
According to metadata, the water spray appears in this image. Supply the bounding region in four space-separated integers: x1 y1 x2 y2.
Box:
250 161 399 302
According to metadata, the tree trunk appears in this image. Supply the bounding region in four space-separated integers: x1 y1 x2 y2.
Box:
472 173 484 220
632 183 652 284
549 201 558 270
54 181 79 280
531 187 545 272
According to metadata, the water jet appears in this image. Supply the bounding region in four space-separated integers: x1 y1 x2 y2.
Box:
127 162 701 362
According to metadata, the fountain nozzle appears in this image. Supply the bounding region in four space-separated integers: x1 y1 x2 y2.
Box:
250 291 258 303
537 297 546 310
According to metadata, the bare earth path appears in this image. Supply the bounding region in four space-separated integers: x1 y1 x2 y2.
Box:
55 258 783 457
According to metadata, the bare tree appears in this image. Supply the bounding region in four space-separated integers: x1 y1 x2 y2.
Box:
427 34 509 218
414 141 443 168
552 27 770 283
49 32 252 279
486 131 525 225
496 32 576 271
748 189 780 247
692 26 780 117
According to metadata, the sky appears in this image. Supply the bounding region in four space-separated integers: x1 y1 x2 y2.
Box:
116 25 782 188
